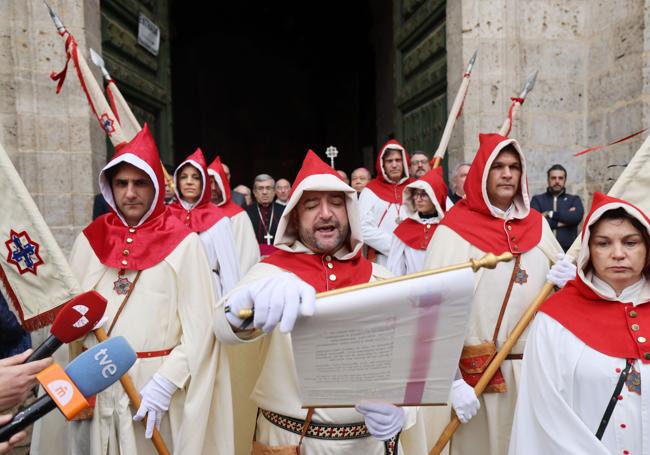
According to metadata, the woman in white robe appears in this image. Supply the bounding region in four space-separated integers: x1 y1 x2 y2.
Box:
510 192 650 455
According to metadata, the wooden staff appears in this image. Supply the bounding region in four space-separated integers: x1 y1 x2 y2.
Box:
430 50 478 169
94 327 171 455
237 252 514 320
428 281 554 455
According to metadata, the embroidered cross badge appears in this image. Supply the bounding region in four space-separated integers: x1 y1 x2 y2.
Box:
99 113 115 134
626 365 641 395
514 266 528 285
5 229 45 275
113 276 132 295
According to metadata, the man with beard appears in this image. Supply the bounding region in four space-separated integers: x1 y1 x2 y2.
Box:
409 151 431 179
214 150 425 454
359 140 414 266
531 164 584 251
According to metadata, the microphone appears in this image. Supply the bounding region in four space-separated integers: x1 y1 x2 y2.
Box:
0 336 136 442
26 290 107 362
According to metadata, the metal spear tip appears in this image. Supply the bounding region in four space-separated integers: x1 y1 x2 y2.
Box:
89 48 112 80
518 69 539 99
42 0 66 32
465 49 478 74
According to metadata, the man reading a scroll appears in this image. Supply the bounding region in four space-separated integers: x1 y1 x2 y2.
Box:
214 150 426 455
422 133 572 455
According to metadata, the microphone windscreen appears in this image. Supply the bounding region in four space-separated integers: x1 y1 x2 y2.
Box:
65 336 136 397
51 291 107 343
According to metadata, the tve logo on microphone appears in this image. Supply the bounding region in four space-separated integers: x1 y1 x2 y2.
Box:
94 348 118 378
37 364 89 419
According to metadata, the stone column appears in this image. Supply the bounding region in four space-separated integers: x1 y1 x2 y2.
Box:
446 0 649 202
0 0 106 254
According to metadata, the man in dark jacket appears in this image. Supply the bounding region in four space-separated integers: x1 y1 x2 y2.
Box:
531 164 584 251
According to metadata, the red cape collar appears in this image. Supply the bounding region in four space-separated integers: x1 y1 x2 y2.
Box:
365 178 415 204
541 277 650 362
393 218 438 250
440 200 542 254
262 249 373 293
167 200 226 233
216 200 244 218
83 207 191 270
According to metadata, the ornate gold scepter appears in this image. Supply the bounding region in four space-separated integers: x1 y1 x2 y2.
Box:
237 252 513 320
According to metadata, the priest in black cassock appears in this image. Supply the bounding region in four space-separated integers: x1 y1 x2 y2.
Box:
245 173 285 257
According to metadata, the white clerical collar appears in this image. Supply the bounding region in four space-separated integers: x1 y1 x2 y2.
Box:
276 200 288 206
489 203 514 220
591 274 646 305
417 213 441 224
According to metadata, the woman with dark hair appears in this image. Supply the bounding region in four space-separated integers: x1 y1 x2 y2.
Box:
168 148 241 296
509 192 650 454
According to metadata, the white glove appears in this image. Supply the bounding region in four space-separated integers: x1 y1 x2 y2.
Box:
451 379 480 424
355 401 405 441
133 373 177 438
546 253 576 288
225 272 316 333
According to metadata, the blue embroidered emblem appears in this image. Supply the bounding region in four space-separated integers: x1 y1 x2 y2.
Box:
5 229 45 275
514 266 528 285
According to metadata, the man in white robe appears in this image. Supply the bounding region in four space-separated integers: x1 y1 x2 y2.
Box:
423 133 566 455
359 140 414 266
214 150 426 455
66 124 233 455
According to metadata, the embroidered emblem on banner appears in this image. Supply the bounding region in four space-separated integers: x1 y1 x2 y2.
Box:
5 229 45 275
626 365 641 395
514 266 528 285
99 113 115 134
113 276 132 295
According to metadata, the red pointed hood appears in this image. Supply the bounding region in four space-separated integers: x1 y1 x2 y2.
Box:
463 133 531 218
365 139 415 203
273 150 362 258
263 150 372 290
402 167 448 219
541 193 650 362
207 156 244 217
440 133 542 254
172 148 211 208
84 123 191 270
168 148 225 232
98 123 164 226
207 156 232 206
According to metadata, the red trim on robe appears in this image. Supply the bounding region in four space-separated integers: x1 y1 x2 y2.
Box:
393 218 438 250
262 250 373 293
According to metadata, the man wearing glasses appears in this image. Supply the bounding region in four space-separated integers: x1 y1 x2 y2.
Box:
409 151 431 178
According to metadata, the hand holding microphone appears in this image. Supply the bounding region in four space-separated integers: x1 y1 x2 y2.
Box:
0 351 51 412
0 336 136 442
0 414 25 454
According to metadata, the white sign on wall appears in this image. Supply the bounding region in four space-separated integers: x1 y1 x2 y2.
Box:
137 12 160 56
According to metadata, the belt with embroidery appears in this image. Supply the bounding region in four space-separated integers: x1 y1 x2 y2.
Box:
261 409 400 454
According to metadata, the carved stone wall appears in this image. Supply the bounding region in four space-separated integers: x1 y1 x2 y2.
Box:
446 0 649 204
0 0 106 253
